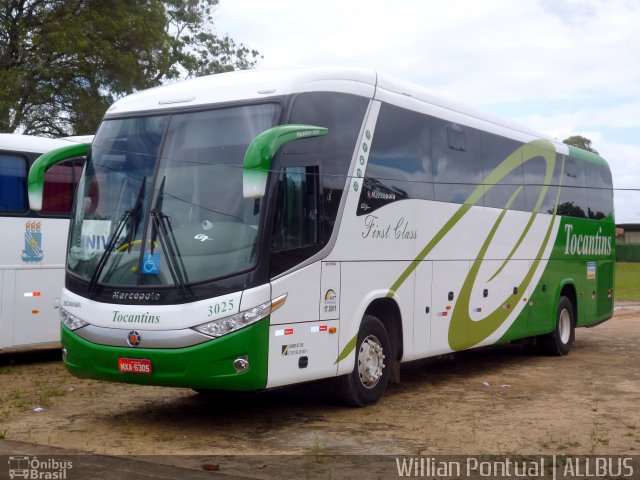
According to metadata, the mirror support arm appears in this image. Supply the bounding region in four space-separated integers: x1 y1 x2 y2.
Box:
28 142 91 211
243 124 328 198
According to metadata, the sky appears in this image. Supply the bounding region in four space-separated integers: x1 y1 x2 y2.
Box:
214 0 640 223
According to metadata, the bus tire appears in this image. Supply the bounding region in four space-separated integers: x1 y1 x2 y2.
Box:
337 314 390 407
541 296 575 356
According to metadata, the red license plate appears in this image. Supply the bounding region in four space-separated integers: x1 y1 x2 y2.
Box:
118 358 152 374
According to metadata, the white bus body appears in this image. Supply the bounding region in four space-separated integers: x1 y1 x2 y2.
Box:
31 68 614 406
0 134 89 351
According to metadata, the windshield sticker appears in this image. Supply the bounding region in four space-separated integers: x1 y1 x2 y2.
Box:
21 221 43 263
194 233 213 242
142 252 161 275
80 220 111 253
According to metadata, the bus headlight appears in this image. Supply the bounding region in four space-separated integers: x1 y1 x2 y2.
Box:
193 294 287 338
60 307 89 331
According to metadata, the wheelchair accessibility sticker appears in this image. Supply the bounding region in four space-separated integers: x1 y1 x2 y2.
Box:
142 253 161 274
21 221 43 263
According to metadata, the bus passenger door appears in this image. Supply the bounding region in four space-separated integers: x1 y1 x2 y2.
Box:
266 164 340 388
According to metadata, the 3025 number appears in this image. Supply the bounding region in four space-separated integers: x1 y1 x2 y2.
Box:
208 299 235 316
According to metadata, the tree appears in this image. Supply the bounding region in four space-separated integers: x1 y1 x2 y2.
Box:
0 0 260 136
562 135 598 154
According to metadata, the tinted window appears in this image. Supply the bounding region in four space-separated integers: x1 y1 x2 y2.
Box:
286 92 368 241
432 119 483 205
586 164 613 219
557 156 588 217
524 150 562 214
482 133 525 211
0 154 27 212
359 103 433 215
271 166 321 276
42 160 84 214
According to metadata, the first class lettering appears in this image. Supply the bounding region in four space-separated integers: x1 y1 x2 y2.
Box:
362 215 417 240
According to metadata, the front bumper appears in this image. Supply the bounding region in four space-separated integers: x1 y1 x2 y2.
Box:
61 318 270 391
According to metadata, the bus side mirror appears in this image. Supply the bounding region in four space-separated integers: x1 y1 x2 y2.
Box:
243 124 328 198
27 142 91 211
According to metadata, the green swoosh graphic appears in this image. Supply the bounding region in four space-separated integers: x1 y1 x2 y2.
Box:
335 333 358 365
385 139 563 350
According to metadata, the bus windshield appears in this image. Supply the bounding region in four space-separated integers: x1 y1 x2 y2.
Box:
67 103 280 287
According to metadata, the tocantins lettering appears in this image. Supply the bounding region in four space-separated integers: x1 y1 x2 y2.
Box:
362 215 417 240
112 311 160 324
564 224 612 256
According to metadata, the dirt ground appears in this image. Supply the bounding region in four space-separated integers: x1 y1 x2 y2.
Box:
1 305 639 476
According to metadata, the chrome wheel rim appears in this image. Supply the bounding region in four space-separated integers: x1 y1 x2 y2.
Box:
357 335 385 389
559 308 571 344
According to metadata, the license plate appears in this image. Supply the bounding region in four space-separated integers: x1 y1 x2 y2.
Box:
118 358 152 374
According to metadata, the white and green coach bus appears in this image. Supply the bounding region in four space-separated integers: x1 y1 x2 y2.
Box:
28 68 615 405
1 134 89 351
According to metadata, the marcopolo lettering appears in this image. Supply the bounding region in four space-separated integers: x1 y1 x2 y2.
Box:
112 291 161 301
564 224 612 256
367 190 396 201
112 311 160 324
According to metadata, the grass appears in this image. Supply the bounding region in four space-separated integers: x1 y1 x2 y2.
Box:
616 262 640 301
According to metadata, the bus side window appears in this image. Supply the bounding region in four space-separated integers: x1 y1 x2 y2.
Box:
41 159 85 214
481 132 526 211
359 102 433 216
557 157 588 218
0 153 28 212
586 164 613 220
270 166 321 276
286 91 369 244
432 120 483 205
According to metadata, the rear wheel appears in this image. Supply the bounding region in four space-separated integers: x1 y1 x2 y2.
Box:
337 314 391 407
541 296 575 356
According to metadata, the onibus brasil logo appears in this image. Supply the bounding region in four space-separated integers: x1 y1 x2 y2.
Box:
8 455 72 479
21 221 43 263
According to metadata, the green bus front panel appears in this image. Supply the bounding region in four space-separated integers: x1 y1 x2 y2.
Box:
61 318 270 391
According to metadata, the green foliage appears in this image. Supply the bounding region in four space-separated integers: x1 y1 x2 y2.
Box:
0 0 261 136
563 135 599 154
616 262 640 301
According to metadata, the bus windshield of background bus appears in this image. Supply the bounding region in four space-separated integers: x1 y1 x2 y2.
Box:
67 103 280 287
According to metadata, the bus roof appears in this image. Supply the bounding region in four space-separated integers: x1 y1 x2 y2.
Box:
0 134 92 155
104 67 608 167
105 67 378 116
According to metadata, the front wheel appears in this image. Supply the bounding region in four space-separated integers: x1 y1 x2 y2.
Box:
337 314 391 407
540 296 575 356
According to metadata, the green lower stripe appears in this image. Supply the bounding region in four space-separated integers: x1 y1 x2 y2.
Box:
62 319 270 391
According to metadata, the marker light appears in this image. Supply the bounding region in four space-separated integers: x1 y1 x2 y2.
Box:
193 294 287 338
60 307 89 331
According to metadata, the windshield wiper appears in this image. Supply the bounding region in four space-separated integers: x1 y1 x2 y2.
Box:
150 176 192 299
88 177 146 294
